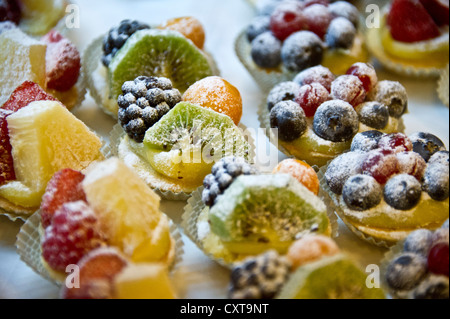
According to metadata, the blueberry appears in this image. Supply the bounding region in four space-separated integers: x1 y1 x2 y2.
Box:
384 174 422 210
246 16 271 42
432 228 449 246
409 132 447 162
368 81 408 119
386 253 428 291
413 274 449 299
255 0 284 16
328 1 360 27
251 32 282 69
443 219 449 229
404 229 433 257
281 31 324 72
356 102 390 130
325 17 356 50
428 151 449 166
270 101 307 142
343 174 382 211
351 131 385 152
325 151 366 195
267 81 302 111
313 100 359 142
423 162 449 201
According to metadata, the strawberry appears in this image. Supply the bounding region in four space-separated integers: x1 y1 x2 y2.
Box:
40 168 87 228
42 201 106 273
1 81 57 186
61 247 128 299
42 30 81 92
387 0 440 43
0 109 14 185
419 0 449 26
1 81 57 112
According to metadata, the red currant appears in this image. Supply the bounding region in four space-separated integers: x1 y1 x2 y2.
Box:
331 75 367 107
303 4 333 39
378 133 413 154
428 242 449 277
362 149 400 184
270 1 307 41
294 82 329 117
346 63 378 92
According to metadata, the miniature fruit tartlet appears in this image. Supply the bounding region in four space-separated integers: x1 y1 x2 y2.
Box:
0 83 103 220
383 221 449 299
84 17 219 118
260 63 407 168
16 158 182 299
182 157 333 266
0 23 84 109
113 75 250 200
321 130 449 246
1 0 69 36
227 235 386 299
365 0 449 77
236 0 370 91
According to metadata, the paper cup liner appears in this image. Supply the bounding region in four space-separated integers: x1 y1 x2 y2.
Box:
83 32 221 119
16 210 184 287
181 184 339 269
257 97 406 170
438 64 449 108
364 9 446 78
108 122 256 201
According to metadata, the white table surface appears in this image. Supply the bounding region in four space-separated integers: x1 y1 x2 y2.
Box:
0 0 448 299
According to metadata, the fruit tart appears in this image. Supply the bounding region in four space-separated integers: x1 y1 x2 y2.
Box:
181 157 334 266
0 23 84 109
84 17 219 119
1 0 69 36
16 158 182 299
227 234 386 299
260 62 407 168
321 130 449 246
112 75 251 200
382 221 449 299
0 82 103 220
365 0 449 77
236 0 370 91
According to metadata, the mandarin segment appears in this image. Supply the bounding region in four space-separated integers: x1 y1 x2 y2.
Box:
159 16 205 50
183 76 243 125
273 159 320 195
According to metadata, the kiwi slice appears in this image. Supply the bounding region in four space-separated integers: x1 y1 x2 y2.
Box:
209 174 329 254
277 254 386 299
143 102 250 185
109 29 214 100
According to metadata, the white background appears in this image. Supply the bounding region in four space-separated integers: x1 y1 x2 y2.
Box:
0 0 448 299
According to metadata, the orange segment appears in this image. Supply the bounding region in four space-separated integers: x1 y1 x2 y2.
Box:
273 159 320 195
159 16 205 49
183 76 243 125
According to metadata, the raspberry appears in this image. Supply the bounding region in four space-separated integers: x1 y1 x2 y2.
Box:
118 76 181 143
228 250 291 299
346 63 378 93
331 75 367 107
202 157 258 207
303 4 333 39
378 133 413 154
293 65 335 92
102 20 150 67
294 82 329 117
270 1 306 41
361 149 399 185
40 168 87 229
42 201 106 272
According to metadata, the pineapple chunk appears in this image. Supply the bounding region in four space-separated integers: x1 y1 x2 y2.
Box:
0 28 47 106
113 263 176 299
82 158 172 263
19 0 68 36
0 100 103 207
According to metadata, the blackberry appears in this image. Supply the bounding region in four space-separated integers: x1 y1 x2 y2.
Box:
228 250 291 299
102 19 150 67
118 76 181 143
202 157 257 207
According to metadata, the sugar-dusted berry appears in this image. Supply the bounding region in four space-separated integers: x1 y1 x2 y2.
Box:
350 130 384 152
293 65 335 92
413 274 449 299
396 151 427 181
409 132 447 162
368 81 408 119
378 133 413 154
313 99 359 142
328 1 360 27
384 174 423 210
428 242 449 277
361 149 399 185
325 151 366 195
343 174 382 211
267 81 302 110
356 102 390 130
281 31 324 72
386 253 428 291
251 32 282 69
270 100 308 142
346 63 378 93
294 82 329 117
246 16 271 42
404 229 434 257
423 161 449 201
325 17 356 50
270 1 306 41
331 75 367 107
303 4 333 39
